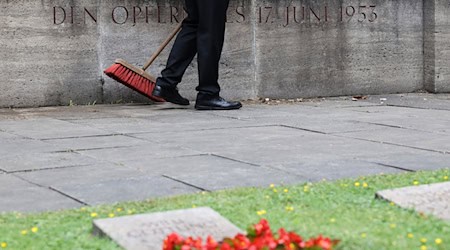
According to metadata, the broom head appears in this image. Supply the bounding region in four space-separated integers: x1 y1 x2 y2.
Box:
104 59 165 102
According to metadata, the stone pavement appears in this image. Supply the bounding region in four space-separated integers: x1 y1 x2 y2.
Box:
1 93 449 213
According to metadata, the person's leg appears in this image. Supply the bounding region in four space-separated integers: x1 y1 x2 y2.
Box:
195 0 230 98
156 0 199 88
194 0 242 110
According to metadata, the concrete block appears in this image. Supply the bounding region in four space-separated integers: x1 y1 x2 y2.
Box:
424 0 450 93
256 0 423 98
0 0 102 107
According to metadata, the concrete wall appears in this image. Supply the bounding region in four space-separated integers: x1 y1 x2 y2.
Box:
0 0 448 107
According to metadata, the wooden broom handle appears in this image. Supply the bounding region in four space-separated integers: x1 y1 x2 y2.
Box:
142 21 184 71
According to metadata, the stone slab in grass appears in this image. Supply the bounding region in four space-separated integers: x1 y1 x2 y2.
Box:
376 182 450 220
93 207 243 250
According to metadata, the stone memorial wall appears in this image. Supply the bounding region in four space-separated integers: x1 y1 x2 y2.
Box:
0 0 449 107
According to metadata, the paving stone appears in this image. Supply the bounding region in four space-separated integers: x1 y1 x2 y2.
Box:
78 145 200 165
377 182 450 220
336 127 450 153
0 138 59 158
363 94 450 111
0 118 111 139
43 135 148 151
137 155 306 190
0 174 81 213
93 207 243 250
273 159 405 182
0 152 99 173
0 131 21 140
53 176 199 205
133 126 447 169
362 152 450 171
14 163 144 187
69 116 257 134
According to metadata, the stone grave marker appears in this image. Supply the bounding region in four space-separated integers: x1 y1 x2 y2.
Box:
376 182 450 221
93 207 244 250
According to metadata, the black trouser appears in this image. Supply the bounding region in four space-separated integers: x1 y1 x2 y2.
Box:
156 0 230 98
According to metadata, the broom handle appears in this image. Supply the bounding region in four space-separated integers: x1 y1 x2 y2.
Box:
142 21 184 71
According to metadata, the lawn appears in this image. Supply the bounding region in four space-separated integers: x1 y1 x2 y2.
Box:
1 169 449 250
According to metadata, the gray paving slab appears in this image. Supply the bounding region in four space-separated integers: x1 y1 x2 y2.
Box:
14 163 145 187
43 134 148 151
133 126 448 169
0 174 81 213
363 94 450 111
0 152 99 173
0 95 449 213
336 127 450 153
0 118 112 139
78 145 201 165
136 155 306 191
272 159 405 182
361 152 450 171
0 138 59 158
68 116 258 135
0 131 22 139
377 181 450 220
53 176 199 206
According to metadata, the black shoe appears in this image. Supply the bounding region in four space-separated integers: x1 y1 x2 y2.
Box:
152 85 190 106
195 96 242 110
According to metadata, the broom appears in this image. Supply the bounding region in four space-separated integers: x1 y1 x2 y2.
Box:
104 21 183 102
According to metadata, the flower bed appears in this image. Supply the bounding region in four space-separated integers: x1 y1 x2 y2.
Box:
163 219 339 250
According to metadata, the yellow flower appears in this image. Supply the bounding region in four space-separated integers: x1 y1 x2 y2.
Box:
413 181 420 185
330 218 336 223
407 233 414 239
390 202 395 206
20 230 28 235
270 184 275 188
273 189 278 193
420 238 427 243
363 182 368 188
421 246 427 250
361 233 367 238
285 206 294 212
256 210 267 216
192 205 197 208
116 208 123 212
108 213 115 218
435 238 442 245
354 182 360 187
1 242 7 248
127 210 134 215
31 227 38 233
390 224 396 229
90 212 98 218
444 176 449 180
283 189 289 193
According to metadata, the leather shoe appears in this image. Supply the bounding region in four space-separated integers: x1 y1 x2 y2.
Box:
152 85 190 106
195 96 242 110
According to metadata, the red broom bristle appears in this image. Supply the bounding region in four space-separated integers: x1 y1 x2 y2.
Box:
104 62 164 102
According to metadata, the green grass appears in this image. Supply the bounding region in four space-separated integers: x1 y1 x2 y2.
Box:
1 169 449 250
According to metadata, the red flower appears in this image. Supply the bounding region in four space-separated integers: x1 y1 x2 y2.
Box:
162 220 339 250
